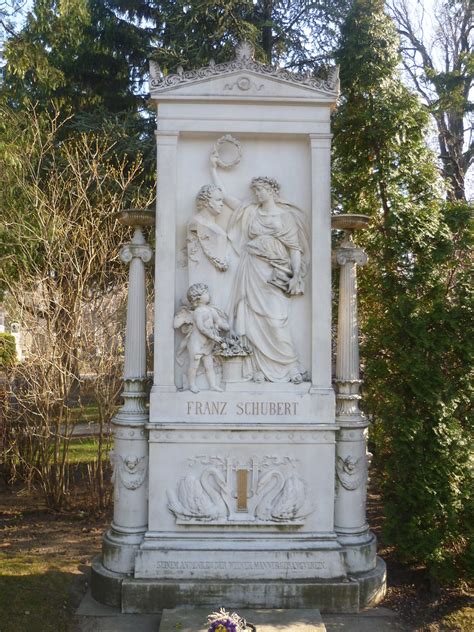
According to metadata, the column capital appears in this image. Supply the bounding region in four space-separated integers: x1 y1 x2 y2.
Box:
309 133 333 148
120 243 153 265
335 246 368 267
155 129 180 145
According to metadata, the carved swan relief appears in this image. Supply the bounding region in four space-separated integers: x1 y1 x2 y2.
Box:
167 456 314 524
167 467 230 522
255 470 309 522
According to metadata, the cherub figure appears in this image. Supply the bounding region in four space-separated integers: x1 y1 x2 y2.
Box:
174 283 230 393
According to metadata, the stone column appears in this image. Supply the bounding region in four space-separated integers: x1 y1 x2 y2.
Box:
332 215 373 567
102 209 154 575
309 134 333 397
153 130 179 392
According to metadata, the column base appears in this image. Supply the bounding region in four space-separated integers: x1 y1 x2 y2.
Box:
91 557 125 607
90 556 386 613
102 524 146 575
337 530 377 574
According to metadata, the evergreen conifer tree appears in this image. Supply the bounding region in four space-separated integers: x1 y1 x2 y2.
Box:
2 0 147 114
109 0 350 71
1 1 348 169
333 0 473 582
1 1 155 179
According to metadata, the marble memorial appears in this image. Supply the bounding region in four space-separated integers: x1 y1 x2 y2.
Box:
91 42 386 613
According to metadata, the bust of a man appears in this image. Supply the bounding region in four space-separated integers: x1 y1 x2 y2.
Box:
187 184 228 272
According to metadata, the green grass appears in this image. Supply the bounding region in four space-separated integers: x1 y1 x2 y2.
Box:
6 437 107 466
69 403 118 424
67 437 109 463
0 553 81 631
0 413 110 629
69 404 99 424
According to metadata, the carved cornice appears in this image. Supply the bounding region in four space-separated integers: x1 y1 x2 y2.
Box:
148 428 336 444
150 42 339 95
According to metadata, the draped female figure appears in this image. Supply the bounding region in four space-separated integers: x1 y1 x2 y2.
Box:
212 158 309 383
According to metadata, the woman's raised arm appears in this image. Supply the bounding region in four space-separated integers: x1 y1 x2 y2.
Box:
210 151 241 212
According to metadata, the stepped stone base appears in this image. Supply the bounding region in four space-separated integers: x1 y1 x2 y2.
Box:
91 556 386 614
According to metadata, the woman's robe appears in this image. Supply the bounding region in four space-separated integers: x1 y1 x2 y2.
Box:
227 201 308 382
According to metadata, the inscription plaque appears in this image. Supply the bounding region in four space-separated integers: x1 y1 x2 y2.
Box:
186 401 300 416
155 560 327 571
236 469 249 511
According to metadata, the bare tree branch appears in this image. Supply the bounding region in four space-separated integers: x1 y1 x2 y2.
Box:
388 0 473 199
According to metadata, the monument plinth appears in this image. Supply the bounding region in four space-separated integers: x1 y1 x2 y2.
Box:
92 44 385 613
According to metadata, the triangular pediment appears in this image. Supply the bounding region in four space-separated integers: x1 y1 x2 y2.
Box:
149 43 339 103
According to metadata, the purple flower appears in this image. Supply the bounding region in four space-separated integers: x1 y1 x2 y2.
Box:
208 619 238 632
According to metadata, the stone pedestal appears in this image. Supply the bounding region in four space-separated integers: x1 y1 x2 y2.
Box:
92 44 385 613
332 214 375 572
101 209 154 576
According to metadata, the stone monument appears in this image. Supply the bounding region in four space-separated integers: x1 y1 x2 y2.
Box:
91 42 386 613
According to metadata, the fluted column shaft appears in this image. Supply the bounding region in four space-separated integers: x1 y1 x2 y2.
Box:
335 241 367 417
336 258 360 382
124 228 148 379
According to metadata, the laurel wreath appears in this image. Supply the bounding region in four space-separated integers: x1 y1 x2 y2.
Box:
212 134 242 169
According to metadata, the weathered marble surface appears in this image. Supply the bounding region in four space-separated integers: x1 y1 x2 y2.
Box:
147 49 339 580
93 42 384 612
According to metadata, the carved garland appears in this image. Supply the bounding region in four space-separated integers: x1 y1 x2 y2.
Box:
110 454 148 490
212 135 242 170
336 455 366 491
190 229 229 272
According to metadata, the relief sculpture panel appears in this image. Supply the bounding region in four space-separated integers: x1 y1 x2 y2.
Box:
167 455 314 525
176 135 310 390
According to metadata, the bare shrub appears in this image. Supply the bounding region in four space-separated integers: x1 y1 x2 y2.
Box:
0 104 154 509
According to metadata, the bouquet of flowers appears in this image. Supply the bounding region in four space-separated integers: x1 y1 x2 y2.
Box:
207 608 256 632
213 334 252 358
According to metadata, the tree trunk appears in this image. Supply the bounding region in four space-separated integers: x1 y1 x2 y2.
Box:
261 0 273 63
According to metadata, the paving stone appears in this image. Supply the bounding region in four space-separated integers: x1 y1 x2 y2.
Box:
75 615 161 632
75 592 409 632
74 591 161 632
159 607 326 632
323 607 410 632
